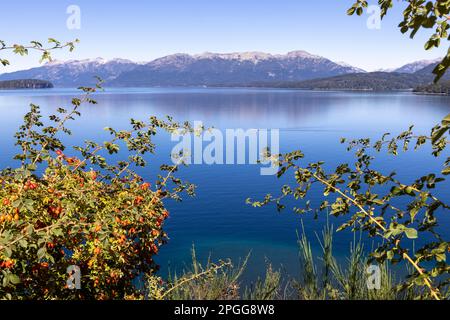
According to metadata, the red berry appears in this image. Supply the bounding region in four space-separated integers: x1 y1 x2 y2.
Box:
141 183 151 190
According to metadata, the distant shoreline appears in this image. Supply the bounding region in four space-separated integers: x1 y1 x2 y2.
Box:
1 85 445 96
0 79 54 90
412 91 450 96
1 80 449 96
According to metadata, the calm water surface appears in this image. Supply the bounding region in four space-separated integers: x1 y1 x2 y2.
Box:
0 88 449 282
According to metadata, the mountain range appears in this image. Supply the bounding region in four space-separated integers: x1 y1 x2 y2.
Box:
109 51 366 87
0 51 443 90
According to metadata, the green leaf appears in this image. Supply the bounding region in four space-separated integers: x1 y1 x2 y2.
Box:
404 186 415 196
436 253 446 263
2 275 9 287
8 274 20 285
442 113 450 126
37 247 47 260
405 228 418 239
52 228 64 237
442 166 450 176
18 239 28 248
3 247 12 258
431 126 448 144
387 250 394 260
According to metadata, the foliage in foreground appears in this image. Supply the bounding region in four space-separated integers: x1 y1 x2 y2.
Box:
248 116 450 300
153 223 447 300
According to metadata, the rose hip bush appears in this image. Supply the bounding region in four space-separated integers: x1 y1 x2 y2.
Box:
0 163 170 299
0 91 195 300
0 39 196 299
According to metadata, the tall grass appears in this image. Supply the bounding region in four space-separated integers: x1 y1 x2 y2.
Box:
295 221 398 300
160 246 249 300
147 223 442 300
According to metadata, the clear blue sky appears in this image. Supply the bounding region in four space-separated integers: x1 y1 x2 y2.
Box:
0 0 446 72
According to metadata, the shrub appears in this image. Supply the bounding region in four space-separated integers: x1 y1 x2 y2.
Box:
0 39 195 300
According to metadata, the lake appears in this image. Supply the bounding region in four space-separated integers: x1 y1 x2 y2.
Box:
0 88 449 283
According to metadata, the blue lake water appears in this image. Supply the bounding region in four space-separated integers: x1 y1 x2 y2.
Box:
0 88 449 283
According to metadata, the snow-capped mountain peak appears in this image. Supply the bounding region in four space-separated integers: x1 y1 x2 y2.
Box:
194 51 274 63
394 58 442 73
45 57 135 67
285 50 321 59
335 61 366 73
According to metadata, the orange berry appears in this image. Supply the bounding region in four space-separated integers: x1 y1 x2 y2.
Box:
134 196 144 205
141 183 151 190
4 260 15 269
150 244 159 254
151 230 160 237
